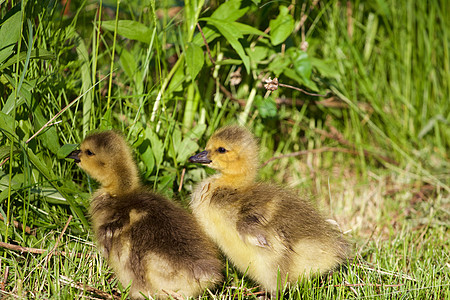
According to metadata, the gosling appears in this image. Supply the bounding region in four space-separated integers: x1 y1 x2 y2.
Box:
67 130 222 299
189 125 349 294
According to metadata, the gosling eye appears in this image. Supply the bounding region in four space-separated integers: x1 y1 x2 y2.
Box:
217 147 227 153
85 149 94 156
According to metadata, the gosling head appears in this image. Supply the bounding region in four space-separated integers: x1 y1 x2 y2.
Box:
189 126 259 188
67 130 140 195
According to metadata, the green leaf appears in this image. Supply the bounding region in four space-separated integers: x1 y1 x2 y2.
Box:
166 63 185 93
145 127 164 167
284 68 319 92
201 17 244 39
1 74 34 114
138 137 155 176
177 138 199 163
101 20 152 43
192 27 221 47
292 50 312 80
169 127 182 160
0 111 16 138
118 45 137 79
0 146 10 161
157 174 174 193
58 144 79 160
267 55 290 76
201 17 250 73
26 147 89 228
186 42 204 80
175 123 207 163
269 6 295 46
74 33 93 135
210 0 248 21
246 45 269 65
33 106 60 155
0 4 22 64
186 123 207 140
255 95 277 118
233 22 268 37
310 57 340 79
192 0 249 47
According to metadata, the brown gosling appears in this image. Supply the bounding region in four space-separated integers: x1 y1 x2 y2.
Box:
67 130 222 299
189 125 349 294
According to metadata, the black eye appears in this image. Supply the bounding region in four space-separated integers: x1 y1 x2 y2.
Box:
86 149 94 156
217 147 227 153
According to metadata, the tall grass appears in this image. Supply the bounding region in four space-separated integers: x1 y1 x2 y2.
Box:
0 0 448 298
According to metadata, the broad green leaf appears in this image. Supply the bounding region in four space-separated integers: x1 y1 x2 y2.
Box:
1 93 23 115
284 68 319 91
310 57 340 79
145 127 164 167
267 55 290 76
33 106 60 154
269 6 294 46
2 73 35 113
138 136 155 176
233 22 268 37
186 42 204 80
210 0 248 21
0 111 16 138
157 174 174 193
0 4 22 64
255 95 277 118
0 145 11 161
292 50 312 80
57 144 79 159
201 18 244 39
192 0 248 46
118 45 137 79
192 27 221 46
201 17 250 73
175 124 206 163
186 123 207 140
246 46 269 66
100 108 112 130
31 186 67 205
167 63 185 93
177 138 199 163
101 20 152 43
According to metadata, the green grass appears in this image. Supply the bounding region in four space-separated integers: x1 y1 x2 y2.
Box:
0 0 449 299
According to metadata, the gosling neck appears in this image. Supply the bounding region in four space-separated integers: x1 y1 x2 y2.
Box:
215 166 258 189
100 166 140 196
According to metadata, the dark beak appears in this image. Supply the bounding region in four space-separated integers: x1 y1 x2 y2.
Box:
66 150 81 163
189 150 212 164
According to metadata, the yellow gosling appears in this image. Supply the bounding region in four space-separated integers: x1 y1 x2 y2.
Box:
67 130 222 299
189 125 349 294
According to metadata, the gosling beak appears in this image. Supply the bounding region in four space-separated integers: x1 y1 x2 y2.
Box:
67 150 81 163
189 150 212 164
